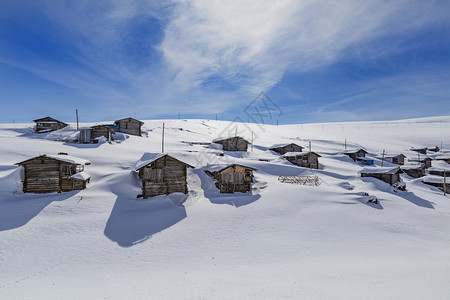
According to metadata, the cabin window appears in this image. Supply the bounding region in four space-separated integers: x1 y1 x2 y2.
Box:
61 165 72 176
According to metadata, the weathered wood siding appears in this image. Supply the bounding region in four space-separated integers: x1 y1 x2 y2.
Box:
392 156 405 165
91 125 113 141
20 156 89 193
116 119 142 136
285 153 319 169
403 168 425 178
34 117 68 133
215 137 248 151
213 165 254 193
361 173 400 185
140 156 188 198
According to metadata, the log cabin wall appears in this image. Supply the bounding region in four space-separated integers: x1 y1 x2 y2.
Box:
116 119 142 136
140 156 188 198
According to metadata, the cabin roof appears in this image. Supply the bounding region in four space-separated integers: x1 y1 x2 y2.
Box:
269 143 303 149
212 136 251 144
70 171 91 180
135 153 194 170
429 160 450 172
356 157 374 161
205 164 257 173
409 157 432 162
379 154 406 159
400 163 424 170
435 154 450 160
115 117 144 124
33 116 68 125
344 149 367 154
422 175 447 184
283 151 321 157
16 154 91 166
359 166 401 175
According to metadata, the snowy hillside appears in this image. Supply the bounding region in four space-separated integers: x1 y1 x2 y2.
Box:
1 117 450 299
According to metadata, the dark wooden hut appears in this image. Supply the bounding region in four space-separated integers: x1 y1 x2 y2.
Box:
90 124 115 142
411 147 427 155
136 153 193 198
360 167 402 185
114 117 144 136
213 136 250 151
16 153 91 193
205 164 256 193
284 151 321 169
381 154 406 165
269 143 304 155
34 117 68 133
344 149 368 162
401 163 426 178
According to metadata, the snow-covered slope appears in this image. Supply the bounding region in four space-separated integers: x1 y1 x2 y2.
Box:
1 117 450 299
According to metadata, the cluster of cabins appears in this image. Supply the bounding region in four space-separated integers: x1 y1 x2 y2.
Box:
15 122 450 197
34 116 144 142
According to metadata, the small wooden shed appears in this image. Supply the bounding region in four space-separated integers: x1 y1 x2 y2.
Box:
381 154 406 165
269 143 304 155
284 151 321 169
360 167 402 185
411 147 427 155
16 153 91 193
213 136 250 151
428 160 450 177
136 153 193 198
205 164 256 193
435 154 450 164
401 163 426 178
409 157 432 168
422 175 449 191
90 124 116 142
34 117 68 133
114 117 144 136
344 149 368 162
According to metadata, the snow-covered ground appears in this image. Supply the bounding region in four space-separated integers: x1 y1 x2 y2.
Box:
1 116 450 299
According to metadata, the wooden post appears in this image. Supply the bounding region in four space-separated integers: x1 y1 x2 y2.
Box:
162 122 165 153
444 170 447 196
344 138 346 150
76 109 79 131
381 149 385 167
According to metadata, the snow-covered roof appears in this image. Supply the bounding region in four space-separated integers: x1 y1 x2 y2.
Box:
400 163 424 170
378 154 406 159
284 151 321 157
356 157 374 161
435 154 450 160
17 154 90 166
344 148 367 154
360 166 401 174
212 136 251 143
409 156 432 162
429 160 450 172
70 171 91 180
135 153 194 170
422 175 448 184
47 154 91 165
205 164 257 173
269 143 303 149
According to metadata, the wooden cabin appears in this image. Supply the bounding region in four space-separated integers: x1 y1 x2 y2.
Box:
435 155 450 164
427 146 440 152
34 117 68 133
428 160 450 177
401 163 426 178
381 154 406 165
411 147 427 155
409 157 432 168
136 154 193 198
422 175 449 191
284 151 321 169
114 117 144 136
360 167 402 185
213 136 250 151
269 143 304 155
344 149 368 162
90 124 115 143
356 157 374 166
16 153 91 193
205 164 256 193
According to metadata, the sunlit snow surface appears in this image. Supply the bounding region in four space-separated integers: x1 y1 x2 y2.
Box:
1 117 450 299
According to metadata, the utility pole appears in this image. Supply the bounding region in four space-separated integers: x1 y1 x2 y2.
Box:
381 149 385 167
76 109 79 131
309 141 312 152
344 138 347 150
444 170 447 196
162 123 165 153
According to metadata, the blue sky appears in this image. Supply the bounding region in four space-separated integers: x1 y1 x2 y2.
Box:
1 0 449 124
